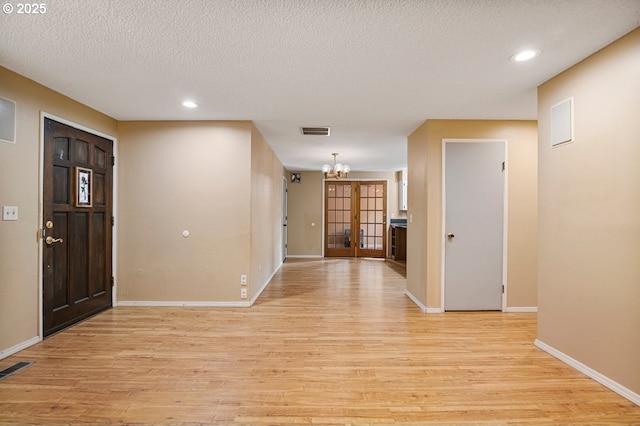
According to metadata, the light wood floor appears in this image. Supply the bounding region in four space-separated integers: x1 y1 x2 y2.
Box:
1 258 639 425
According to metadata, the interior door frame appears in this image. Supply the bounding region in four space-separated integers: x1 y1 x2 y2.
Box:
440 139 508 312
321 178 390 258
282 176 287 262
38 112 118 340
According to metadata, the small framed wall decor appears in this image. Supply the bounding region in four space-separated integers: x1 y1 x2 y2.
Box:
75 167 92 207
290 172 301 183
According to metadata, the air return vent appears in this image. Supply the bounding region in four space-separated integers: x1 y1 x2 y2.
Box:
301 126 330 136
0 97 17 144
0 361 32 381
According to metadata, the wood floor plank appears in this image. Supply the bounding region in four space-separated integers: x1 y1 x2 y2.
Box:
0 258 638 425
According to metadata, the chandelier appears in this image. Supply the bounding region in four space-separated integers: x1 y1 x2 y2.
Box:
322 153 350 179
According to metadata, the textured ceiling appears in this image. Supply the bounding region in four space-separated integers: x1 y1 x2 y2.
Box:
1 0 639 171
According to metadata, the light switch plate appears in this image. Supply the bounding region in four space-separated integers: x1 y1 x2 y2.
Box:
3 206 18 221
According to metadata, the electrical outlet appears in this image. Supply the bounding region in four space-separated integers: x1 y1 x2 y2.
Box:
2 206 18 221
240 288 247 299
240 274 247 285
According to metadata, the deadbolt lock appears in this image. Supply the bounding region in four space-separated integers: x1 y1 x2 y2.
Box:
45 220 54 229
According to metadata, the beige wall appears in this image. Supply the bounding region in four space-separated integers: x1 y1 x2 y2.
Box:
537 28 640 394
285 170 401 257
406 122 431 305
286 171 324 256
407 120 538 310
250 123 285 297
117 121 262 302
0 65 285 358
0 66 117 353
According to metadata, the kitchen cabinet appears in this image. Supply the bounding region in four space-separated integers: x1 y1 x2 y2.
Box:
390 225 406 261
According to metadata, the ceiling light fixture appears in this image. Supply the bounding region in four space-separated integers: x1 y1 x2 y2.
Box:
182 100 198 108
510 48 541 62
322 153 350 179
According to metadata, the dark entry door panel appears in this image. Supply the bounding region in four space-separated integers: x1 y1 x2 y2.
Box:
43 118 113 337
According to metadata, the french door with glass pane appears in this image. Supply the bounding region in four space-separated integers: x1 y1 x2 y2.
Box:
324 180 387 258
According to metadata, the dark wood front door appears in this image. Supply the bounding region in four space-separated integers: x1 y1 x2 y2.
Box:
43 118 113 337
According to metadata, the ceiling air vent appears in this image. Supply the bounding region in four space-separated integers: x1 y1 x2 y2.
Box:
301 126 330 136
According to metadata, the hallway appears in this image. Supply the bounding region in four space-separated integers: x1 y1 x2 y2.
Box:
0 258 638 425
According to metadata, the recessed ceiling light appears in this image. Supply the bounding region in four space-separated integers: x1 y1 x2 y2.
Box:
182 100 198 108
510 48 541 62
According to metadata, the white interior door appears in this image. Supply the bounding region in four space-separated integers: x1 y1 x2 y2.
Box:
444 141 505 311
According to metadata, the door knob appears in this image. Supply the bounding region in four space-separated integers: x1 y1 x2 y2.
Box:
45 236 64 245
447 233 455 241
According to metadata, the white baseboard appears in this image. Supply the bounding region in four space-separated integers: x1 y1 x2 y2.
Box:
504 306 538 313
404 290 442 313
404 291 536 315
285 255 323 259
0 336 40 360
535 339 640 406
117 300 251 308
404 289 427 312
249 261 281 305
118 262 284 309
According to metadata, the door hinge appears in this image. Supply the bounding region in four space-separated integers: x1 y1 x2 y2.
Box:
111 277 115 287
111 156 115 166
111 216 115 226
502 161 506 171
502 285 505 293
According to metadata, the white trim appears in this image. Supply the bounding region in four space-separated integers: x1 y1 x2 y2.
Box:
504 307 538 313
249 261 281 305
441 139 508 312
0 336 40 360
285 255 323 259
117 301 252 308
535 339 640 406
405 290 444 313
405 289 427 312
119 260 282 309
39 113 119 336
282 176 288 262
